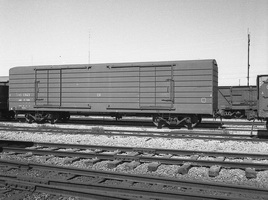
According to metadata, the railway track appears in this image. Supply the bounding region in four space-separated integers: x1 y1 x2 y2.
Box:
0 124 267 141
66 118 267 129
0 155 268 200
1 140 268 178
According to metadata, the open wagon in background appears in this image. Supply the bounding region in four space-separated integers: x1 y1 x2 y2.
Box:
217 85 257 119
257 75 268 129
9 59 218 129
215 75 268 130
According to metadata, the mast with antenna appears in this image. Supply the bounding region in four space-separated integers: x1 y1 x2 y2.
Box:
88 30 91 64
247 29 250 86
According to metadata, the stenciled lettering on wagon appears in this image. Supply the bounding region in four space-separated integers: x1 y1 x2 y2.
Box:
17 93 31 102
18 98 30 102
23 93 31 97
18 105 29 109
16 93 31 97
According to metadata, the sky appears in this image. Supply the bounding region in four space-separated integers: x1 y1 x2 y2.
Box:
0 0 267 86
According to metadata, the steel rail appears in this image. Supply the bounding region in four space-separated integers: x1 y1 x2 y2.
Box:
2 141 268 170
2 139 268 159
202 120 264 126
67 117 265 126
0 126 267 142
0 124 258 134
1 175 232 200
0 159 267 199
34 141 268 159
3 146 268 170
3 177 129 200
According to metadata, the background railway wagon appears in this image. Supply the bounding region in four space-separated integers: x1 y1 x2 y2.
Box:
218 86 257 119
9 59 218 127
0 76 9 114
257 75 268 129
0 76 13 119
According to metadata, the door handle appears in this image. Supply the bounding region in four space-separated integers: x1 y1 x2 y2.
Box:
163 79 174 103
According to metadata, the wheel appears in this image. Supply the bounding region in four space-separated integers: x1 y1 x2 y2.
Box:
153 116 159 127
3 111 15 120
49 113 59 124
8 111 15 119
62 115 70 122
61 113 70 122
195 114 202 126
35 113 46 123
157 119 165 129
198 115 202 123
152 116 166 129
183 115 201 129
25 113 33 124
185 117 193 130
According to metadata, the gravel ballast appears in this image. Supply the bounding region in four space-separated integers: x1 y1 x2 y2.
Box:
0 122 268 191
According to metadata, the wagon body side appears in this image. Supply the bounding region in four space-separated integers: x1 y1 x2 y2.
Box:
9 59 217 126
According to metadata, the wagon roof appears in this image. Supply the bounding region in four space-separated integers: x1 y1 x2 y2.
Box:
10 59 217 70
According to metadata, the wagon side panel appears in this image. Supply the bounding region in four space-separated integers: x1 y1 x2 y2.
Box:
230 86 257 110
172 60 217 115
62 66 140 111
218 86 232 110
9 67 36 111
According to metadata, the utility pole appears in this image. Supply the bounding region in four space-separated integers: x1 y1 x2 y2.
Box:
247 29 250 86
88 30 91 64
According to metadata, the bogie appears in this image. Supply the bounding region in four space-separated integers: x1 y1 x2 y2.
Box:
24 112 70 124
152 114 202 129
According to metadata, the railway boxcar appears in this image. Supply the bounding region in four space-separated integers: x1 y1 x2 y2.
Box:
257 75 268 129
9 59 218 128
217 86 257 119
0 76 14 119
0 77 9 117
